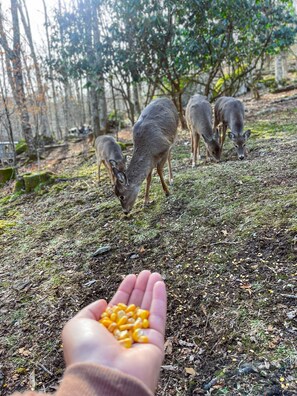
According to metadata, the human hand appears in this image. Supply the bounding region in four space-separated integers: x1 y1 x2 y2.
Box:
62 270 167 392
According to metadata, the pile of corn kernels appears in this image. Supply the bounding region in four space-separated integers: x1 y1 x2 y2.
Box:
99 303 150 348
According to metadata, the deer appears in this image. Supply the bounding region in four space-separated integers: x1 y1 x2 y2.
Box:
110 97 179 214
94 135 126 185
214 96 251 160
185 94 221 167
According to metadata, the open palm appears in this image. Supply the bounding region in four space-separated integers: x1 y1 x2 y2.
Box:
62 270 167 392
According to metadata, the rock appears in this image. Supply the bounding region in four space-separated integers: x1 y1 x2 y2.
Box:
0 167 16 185
23 171 54 193
15 140 28 155
14 177 26 192
238 363 258 375
130 253 139 259
92 245 111 257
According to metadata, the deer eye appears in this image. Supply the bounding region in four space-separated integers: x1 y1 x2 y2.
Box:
120 195 125 201
235 144 239 148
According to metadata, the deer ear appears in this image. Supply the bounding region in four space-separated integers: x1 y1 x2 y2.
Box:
110 160 128 185
228 132 235 140
116 171 127 185
244 130 251 140
109 159 118 168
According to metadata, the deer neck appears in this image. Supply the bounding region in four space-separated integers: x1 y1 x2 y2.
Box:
126 149 154 186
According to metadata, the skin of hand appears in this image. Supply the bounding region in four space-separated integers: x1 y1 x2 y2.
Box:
62 270 167 392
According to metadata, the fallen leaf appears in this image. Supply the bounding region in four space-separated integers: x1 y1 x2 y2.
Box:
185 367 196 376
164 338 173 355
18 348 31 357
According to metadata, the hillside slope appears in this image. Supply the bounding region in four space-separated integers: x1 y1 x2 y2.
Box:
0 92 296 396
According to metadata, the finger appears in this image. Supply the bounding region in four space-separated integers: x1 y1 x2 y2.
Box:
75 299 107 320
141 272 163 310
128 270 151 306
149 281 167 337
141 328 164 352
109 274 137 306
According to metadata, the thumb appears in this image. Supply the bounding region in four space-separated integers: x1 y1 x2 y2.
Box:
75 299 108 320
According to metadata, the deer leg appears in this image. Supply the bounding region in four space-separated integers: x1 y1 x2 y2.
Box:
167 149 173 185
157 163 170 197
97 161 101 185
221 125 227 147
190 131 194 160
192 133 199 167
144 170 153 206
104 160 115 185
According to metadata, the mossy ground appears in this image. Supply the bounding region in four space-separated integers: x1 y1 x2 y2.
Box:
0 92 296 395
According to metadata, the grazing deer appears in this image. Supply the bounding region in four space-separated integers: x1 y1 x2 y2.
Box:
214 96 251 160
185 94 221 166
111 97 178 214
94 135 126 185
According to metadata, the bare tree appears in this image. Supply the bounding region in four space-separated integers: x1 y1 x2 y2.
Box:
42 0 62 139
0 0 36 157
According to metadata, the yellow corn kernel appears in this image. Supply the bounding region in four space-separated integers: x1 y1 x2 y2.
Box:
106 307 113 316
132 328 144 342
126 304 136 313
119 338 132 348
117 315 128 326
133 318 143 329
127 317 135 324
113 329 121 339
108 322 117 332
126 311 134 318
118 303 128 310
119 323 134 331
119 330 129 340
100 319 113 328
101 312 109 319
137 309 149 320
117 310 126 320
138 336 149 343
110 312 117 322
142 319 149 329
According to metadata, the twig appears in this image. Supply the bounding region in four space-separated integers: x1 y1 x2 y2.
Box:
36 363 53 376
280 294 297 299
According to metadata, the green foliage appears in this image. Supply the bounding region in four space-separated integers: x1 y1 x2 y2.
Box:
48 0 297 102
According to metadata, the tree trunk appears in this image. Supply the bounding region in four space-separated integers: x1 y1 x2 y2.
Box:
98 78 108 133
89 83 101 137
42 0 62 139
19 0 51 139
0 0 36 157
177 93 186 129
275 52 288 85
133 83 141 117
0 55 17 171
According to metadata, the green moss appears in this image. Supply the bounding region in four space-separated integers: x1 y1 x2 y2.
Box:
0 167 15 185
23 171 54 193
0 219 16 234
14 177 25 192
15 140 28 155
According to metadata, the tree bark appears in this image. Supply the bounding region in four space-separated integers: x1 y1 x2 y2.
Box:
42 0 62 140
0 0 36 157
18 0 51 139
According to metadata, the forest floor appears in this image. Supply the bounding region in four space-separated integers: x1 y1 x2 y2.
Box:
0 90 296 396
